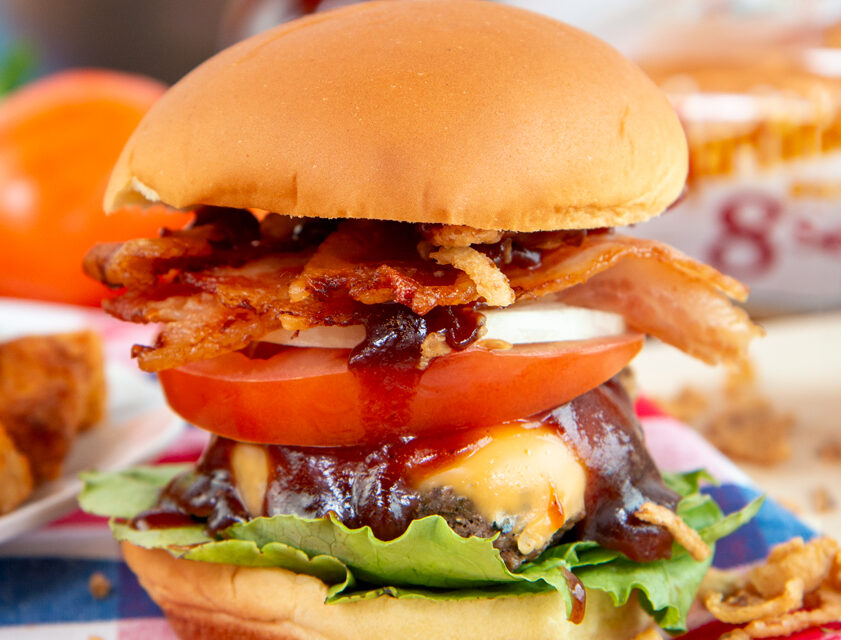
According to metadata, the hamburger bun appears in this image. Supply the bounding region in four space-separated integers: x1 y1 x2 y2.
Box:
105 0 687 231
123 542 650 640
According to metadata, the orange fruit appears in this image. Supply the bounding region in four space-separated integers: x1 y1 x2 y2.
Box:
0 69 191 306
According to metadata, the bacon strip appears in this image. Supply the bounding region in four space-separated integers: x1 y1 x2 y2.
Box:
83 207 263 289
289 221 477 314
508 234 748 302
87 213 761 371
557 259 760 364
508 235 760 364
108 290 293 372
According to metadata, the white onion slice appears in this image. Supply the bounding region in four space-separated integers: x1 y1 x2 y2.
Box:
482 303 626 344
263 324 367 348
261 303 626 349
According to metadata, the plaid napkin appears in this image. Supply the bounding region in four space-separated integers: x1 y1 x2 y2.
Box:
0 387 830 638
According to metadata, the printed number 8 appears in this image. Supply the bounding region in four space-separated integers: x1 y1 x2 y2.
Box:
709 192 780 278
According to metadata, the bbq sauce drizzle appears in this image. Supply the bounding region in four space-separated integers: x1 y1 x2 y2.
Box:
132 378 678 569
348 304 484 431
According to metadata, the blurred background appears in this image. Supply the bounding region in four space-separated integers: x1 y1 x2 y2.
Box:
2 0 840 315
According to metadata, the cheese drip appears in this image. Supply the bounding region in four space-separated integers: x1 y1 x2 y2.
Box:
231 443 270 517
413 424 587 555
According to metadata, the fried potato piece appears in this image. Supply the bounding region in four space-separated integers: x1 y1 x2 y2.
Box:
0 331 106 482
0 421 33 514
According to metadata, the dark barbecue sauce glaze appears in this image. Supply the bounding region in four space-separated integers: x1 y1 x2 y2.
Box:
347 303 484 431
132 378 679 572
546 379 680 562
564 569 587 624
132 441 250 533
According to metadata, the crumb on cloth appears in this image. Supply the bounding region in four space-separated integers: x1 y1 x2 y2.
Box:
818 439 841 464
88 571 111 599
813 487 836 513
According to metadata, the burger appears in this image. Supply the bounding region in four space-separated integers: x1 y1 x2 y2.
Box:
79 1 763 638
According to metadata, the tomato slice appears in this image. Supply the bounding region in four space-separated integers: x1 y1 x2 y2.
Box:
158 333 644 446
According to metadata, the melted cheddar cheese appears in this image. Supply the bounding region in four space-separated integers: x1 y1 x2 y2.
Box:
413 423 587 554
231 443 270 517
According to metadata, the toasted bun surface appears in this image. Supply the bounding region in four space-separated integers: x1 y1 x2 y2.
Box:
123 542 649 640
106 0 687 231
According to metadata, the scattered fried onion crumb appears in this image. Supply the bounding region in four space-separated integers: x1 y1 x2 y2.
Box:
631 626 662 640
88 571 111 599
813 486 836 513
743 596 841 638
422 224 504 248
657 359 794 466
658 387 709 424
429 246 515 307
635 502 711 561
418 332 452 370
703 537 841 638
705 394 794 465
817 439 841 463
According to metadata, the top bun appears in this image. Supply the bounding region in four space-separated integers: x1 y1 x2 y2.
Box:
105 0 687 231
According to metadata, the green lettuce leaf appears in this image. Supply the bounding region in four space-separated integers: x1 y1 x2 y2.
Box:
79 464 190 518
111 521 211 547
662 469 717 496
80 465 760 632
230 513 525 589
570 494 763 631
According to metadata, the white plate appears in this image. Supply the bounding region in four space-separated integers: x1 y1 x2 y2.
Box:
0 298 183 545
634 311 841 536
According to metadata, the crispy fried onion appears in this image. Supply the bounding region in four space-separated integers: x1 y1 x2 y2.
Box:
635 502 711 562
706 578 805 624
84 209 761 371
703 537 841 639
420 224 503 247
429 247 515 307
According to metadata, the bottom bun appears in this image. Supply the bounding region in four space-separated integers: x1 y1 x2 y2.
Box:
123 542 650 640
